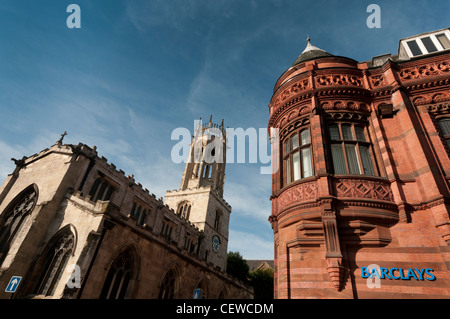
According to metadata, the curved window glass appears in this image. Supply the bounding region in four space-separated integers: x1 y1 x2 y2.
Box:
283 129 313 186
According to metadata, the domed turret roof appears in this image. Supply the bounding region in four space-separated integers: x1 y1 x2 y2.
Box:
291 38 333 66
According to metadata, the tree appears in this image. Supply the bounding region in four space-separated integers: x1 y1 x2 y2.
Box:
226 251 249 283
248 268 274 299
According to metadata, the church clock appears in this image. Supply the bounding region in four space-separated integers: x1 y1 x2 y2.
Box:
212 235 220 252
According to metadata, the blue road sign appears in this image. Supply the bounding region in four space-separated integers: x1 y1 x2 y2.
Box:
193 288 203 299
5 276 22 293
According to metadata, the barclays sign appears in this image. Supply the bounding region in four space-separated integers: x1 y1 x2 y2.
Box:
362 266 436 281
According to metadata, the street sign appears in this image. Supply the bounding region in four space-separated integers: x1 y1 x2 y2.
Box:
5 276 22 293
193 288 203 299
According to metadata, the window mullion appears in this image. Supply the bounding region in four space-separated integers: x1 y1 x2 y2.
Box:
341 142 350 174
355 142 364 175
299 148 304 179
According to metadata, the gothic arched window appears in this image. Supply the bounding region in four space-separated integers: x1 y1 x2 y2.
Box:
88 176 115 202
0 185 38 265
33 228 75 296
100 249 135 299
158 266 179 299
214 210 221 230
130 202 149 227
177 201 191 220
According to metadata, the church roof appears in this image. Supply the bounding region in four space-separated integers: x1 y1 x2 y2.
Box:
246 260 274 271
291 38 333 66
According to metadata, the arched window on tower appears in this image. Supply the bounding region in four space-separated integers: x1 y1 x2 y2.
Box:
100 248 136 299
214 210 221 231
0 185 38 266
176 201 191 220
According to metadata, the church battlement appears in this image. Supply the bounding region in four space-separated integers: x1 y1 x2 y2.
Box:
165 186 232 210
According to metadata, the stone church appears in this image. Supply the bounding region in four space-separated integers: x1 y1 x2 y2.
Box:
0 118 253 299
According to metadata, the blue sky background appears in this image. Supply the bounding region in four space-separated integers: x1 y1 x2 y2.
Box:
0 1 448 260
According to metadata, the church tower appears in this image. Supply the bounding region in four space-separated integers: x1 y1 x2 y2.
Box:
165 116 231 272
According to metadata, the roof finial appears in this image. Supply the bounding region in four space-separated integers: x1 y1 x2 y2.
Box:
56 131 67 146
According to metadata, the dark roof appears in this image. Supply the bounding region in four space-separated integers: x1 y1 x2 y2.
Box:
291 38 333 66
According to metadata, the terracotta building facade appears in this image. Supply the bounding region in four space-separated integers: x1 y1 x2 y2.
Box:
0 119 253 299
268 29 450 298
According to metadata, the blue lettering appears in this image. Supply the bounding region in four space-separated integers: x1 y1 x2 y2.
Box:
369 267 381 279
380 267 390 279
424 268 436 281
390 268 400 280
399 268 408 280
407 268 418 280
363 266 436 281
361 267 369 278
415 268 425 280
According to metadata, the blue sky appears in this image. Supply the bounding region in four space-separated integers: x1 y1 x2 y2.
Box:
0 1 449 260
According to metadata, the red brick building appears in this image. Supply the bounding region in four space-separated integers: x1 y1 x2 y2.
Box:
268 29 450 298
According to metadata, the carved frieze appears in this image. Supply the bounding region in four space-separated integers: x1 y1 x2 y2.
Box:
399 60 450 81
412 92 450 106
334 178 394 202
316 74 362 87
278 181 318 209
272 79 310 110
370 74 385 87
427 102 450 115
320 100 370 113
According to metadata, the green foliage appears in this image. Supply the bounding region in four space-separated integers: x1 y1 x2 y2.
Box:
248 268 274 299
226 251 249 283
227 252 274 299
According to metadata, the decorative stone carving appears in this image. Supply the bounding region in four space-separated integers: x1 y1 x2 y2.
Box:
272 79 310 109
370 74 385 87
399 60 450 81
334 179 394 202
321 100 370 113
427 102 450 114
278 181 318 208
413 92 450 106
316 74 362 87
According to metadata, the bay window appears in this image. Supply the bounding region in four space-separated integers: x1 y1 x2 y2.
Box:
328 122 376 176
283 129 313 186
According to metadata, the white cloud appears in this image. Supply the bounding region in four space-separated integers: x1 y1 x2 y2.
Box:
228 229 273 260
